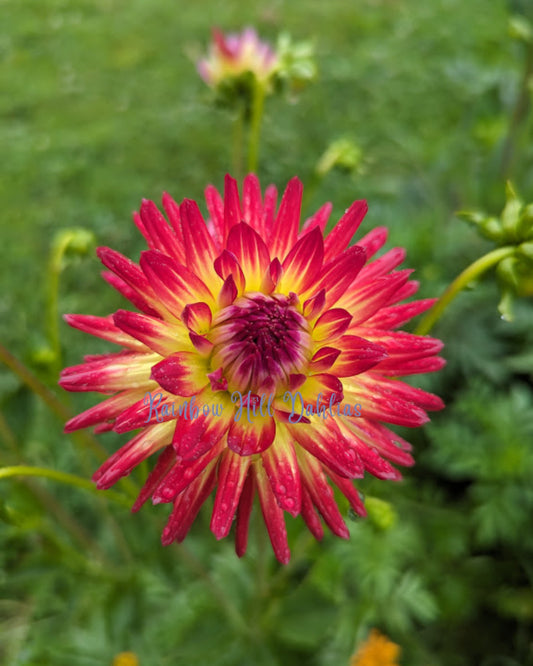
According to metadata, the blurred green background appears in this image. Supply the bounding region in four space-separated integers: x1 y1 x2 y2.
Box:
2 0 533 664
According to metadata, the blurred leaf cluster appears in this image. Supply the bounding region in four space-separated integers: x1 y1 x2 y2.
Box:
1 0 533 664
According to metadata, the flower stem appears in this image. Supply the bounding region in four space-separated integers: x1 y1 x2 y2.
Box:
0 342 108 459
247 81 265 173
415 246 516 336
0 465 132 508
500 41 533 179
46 234 71 371
233 101 246 182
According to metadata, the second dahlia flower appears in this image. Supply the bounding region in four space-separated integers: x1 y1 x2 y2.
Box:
197 28 279 89
60 174 444 563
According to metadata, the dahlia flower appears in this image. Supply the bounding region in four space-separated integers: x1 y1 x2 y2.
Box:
60 174 444 563
197 28 278 89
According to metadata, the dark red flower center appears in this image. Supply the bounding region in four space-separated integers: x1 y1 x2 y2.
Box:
210 293 312 393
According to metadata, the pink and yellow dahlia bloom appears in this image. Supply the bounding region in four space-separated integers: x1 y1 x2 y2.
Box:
197 27 279 88
60 174 444 563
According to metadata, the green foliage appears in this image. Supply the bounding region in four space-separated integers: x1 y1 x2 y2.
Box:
2 0 533 665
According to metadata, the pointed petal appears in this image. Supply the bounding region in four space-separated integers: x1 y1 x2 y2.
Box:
162 192 186 262
214 249 246 294
180 198 220 285
301 485 324 539
181 302 212 334
59 351 158 393
386 277 419 306
287 417 363 479
263 184 277 233
113 310 188 355
226 223 270 292
324 199 368 262
302 245 366 310
162 463 217 544
63 314 146 351
242 173 264 234
339 417 415 468
308 347 341 373
291 373 344 416
254 462 290 564
113 390 177 432
297 451 350 538
313 308 352 341
139 199 183 261
360 330 444 365
223 174 242 241
235 472 255 557
381 356 446 376
172 391 233 460
340 270 413 324
343 376 431 427
150 352 207 396
227 413 276 456
64 388 146 433
218 274 238 308
269 177 303 260
210 449 251 539
354 226 388 259
329 472 366 517
302 289 326 320
93 420 175 489
97 247 161 315
205 183 225 248
364 298 437 330
132 446 176 511
278 227 324 294
356 247 406 282
300 202 332 237
101 270 160 317
329 335 389 377
260 429 301 516
152 438 225 504
140 250 214 315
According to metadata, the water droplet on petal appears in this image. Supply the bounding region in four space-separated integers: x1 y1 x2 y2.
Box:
285 497 295 509
161 487 174 500
276 484 287 495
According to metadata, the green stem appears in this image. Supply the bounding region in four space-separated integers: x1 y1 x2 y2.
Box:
233 101 245 182
247 81 266 173
500 41 533 179
415 246 516 336
46 234 72 371
0 341 109 459
0 465 132 508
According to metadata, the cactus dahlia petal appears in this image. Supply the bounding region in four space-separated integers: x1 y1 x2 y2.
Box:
60 174 444 564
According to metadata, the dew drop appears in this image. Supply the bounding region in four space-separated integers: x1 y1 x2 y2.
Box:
357 490 365 503
276 484 287 495
347 508 361 522
161 487 174 500
220 502 228 512
285 497 295 509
